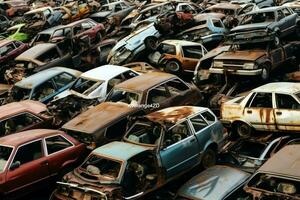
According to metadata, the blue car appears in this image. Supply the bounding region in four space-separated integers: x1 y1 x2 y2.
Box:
51 106 225 200
8 67 81 104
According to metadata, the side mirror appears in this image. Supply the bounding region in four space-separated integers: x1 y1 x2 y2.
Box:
10 161 20 170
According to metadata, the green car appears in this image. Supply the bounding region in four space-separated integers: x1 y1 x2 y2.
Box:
7 23 29 42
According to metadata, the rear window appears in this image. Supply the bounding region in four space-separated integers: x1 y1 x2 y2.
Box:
0 145 13 172
231 141 266 158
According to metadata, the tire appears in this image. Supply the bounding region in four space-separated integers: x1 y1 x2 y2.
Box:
260 64 270 81
165 60 181 74
200 148 216 169
144 37 158 51
234 122 252 138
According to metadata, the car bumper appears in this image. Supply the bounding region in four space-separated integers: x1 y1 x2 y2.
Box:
209 68 262 76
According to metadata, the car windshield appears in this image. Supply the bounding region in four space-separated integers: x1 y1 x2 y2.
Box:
10 86 31 101
240 12 275 25
125 122 162 145
71 77 103 96
248 173 300 197
0 145 13 172
230 140 267 158
157 43 176 55
80 154 121 180
100 5 112 11
106 89 140 105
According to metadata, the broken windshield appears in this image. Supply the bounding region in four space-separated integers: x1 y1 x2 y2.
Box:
71 77 103 96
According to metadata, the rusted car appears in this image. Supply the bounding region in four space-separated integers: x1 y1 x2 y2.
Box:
62 102 139 149
23 7 63 37
7 67 81 104
148 40 207 74
51 106 224 199
0 1 30 17
29 25 64 46
0 129 86 199
218 134 299 172
0 39 28 65
176 165 250 200
209 41 300 81
49 18 105 44
221 82 300 137
243 144 300 200
105 72 203 109
230 6 300 40
0 100 53 137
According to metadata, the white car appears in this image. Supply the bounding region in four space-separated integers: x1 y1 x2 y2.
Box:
54 65 139 101
221 82 300 137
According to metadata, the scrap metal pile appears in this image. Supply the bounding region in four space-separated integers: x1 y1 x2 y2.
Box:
0 0 300 200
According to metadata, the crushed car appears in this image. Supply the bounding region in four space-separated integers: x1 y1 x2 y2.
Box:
51 106 224 199
221 82 300 137
0 0 30 18
0 129 86 199
148 40 208 74
6 67 81 104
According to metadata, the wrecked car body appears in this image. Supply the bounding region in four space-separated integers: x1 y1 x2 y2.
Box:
123 62 160 73
30 25 64 46
148 40 208 74
52 106 224 200
0 0 30 18
221 82 300 138
6 67 81 104
176 165 250 200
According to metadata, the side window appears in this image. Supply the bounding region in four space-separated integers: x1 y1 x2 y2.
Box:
182 46 203 59
0 43 15 56
105 118 128 140
212 19 223 28
163 121 191 147
249 93 273 108
14 41 21 48
115 4 122 12
13 140 43 166
189 114 208 132
276 94 300 109
46 135 72 155
165 79 189 96
107 74 123 92
37 48 60 62
282 8 291 16
277 10 285 21
147 84 170 104
32 80 56 101
73 25 83 35
201 111 216 124
81 22 93 31
53 73 76 89
43 9 51 18
160 44 176 55
121 71 139 80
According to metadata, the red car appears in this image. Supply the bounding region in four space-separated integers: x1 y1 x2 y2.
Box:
0 39 28 65
50 18 105 44
0 129 86 198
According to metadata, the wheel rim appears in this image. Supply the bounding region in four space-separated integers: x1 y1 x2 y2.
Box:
202 151 215 168
168 62 180 72
148 39 156 49
237 123 251 137
261 67 269 80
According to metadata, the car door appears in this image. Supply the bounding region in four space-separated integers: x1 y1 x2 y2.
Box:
5 140 49 194
44 134 76 177
159 120 200 179
243 92 276 131
274 93 300 131
146 83 172 110
181 45 205 72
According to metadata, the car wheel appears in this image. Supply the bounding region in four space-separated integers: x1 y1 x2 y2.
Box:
165 60 181 74
145 37 158 51
260 64 270 81
201 148 216 169
235 122 252 138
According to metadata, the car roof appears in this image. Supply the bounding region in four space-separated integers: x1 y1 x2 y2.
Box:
62 18 94 27
0 39 14 47
252 82 300 94
15 67 81 89
146 106 208 124
92 141 150 161
25 6 52 14
258 145 300 179
16 43 57 61
80 65 133 81
141 2 169 12
247 6 283 14
163 39 203 47
0 100 46 119
115 72 177 92
62 102 136 134
0 129 64 147
208 3 241 10
178 165 250 200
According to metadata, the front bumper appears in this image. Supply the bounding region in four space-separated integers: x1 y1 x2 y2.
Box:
209 68 262 76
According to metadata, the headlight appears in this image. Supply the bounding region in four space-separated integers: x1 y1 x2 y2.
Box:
214 61 223 68
244 62 255 69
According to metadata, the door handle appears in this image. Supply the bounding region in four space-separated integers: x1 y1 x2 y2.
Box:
276 111 282 115
41 161 49 166
247 110 252 114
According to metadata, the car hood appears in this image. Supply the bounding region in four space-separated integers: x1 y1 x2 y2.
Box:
231 22 273 32
215 50 266 61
